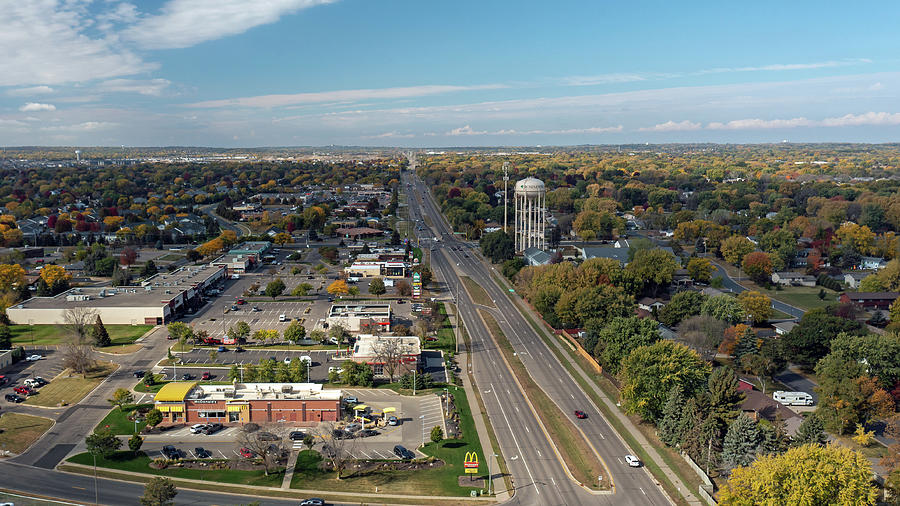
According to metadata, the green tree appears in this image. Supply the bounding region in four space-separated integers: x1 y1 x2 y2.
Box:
129 433 144 452
290 357 308 382
502 258 526 280
657 387 685 447
721 235 755 266
701 295 746 324
86 427 122 458
275 361 292 382
721 414 762 471
719 444 877 506
593 316 660 374
733 327 759 366
258 359 276 382
782 309 865 368
229 364 241 382
620 340 711 422
283 320 306 343
658 291 707 327
828 331 900 388
107 387 134 410
626 248 678 296
91 315 111 347
0 325 10 349
368 277 386 297
265 279 286 300
793 413 827 447
166 321 193 342
145 408 163 428
430 425 443 444
479 230 515 263
706 366 746 436
686 257 713 284
291 283 313 297
140 477 178 506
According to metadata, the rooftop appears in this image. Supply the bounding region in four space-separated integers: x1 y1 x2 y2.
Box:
187 382 342 401
155 381 198 402
352 335 421 358
328 303 392 317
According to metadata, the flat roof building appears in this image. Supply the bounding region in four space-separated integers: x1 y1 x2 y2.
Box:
350 335 421 378
346 261 408 278
154 382 342 426
326 303 392 333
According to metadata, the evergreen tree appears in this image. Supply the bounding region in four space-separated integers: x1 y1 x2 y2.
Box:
228 364 240 382
793 413 828 447
721 413 762 471
0 325 11 349
698 415 722 476
679 398 706 458
706 367 746 437
734 327 758 365
91 315 111 347
658 387 685 447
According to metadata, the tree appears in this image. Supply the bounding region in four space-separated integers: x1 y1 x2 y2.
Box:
782 309 865 368
108 387 134 410
741 352 779 394
395 279 411 296
368 277 386 298
828 331 900 388
237 424 287 475
592 316 660 374
620 340 711 423
140 477 177 506
721 414 762 471
721 235 755 266
64 306 97 344
166 321 193 343
327 280 349 297
86 427 122 458
272 232 291 246
658 291 707 327
706 366 746 435
626 248 677 296
677 315 727 360
39 264 71 288
371 337 415 382
793 413 827 446
291 282 313 297
733 327 759 365
701 295 745 324
0 325 10 350
129 433 144 452
145 408 163 428
718 444 877 506
264 279 286 300
283 320 306 343
686 257 713 284
657 387 685 447
479 231 514 263
140 260 158 278
430 425 443 444
738 290 772 324
0 263 26 292
741 251 773 285
816 352 894 434
91 315 111 347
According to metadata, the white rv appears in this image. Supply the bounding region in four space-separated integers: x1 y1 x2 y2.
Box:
773 390 814 406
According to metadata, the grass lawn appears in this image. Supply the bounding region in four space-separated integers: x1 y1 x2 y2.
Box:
0 413 54 454
291 386 485 496
10 324 153 346
67 451 283 487
460 276 494 307
96 403 154 435
134 379 169 393
157 253 185 262
422 303 457 355
24 361 118 407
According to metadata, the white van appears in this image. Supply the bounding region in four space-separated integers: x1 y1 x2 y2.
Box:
279 314 287 322
347 276 360 283
773 391 814 406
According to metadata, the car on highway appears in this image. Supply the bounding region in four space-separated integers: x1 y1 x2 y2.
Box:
162 445 180 459
25 354 42 361
393 445 415 460
202 423 223 435
289 430 307 441
194 447 212 458
239 447 255 458
4 393 24 403
300 498 325 506
189 424 208 434
201 371 211 380
574 410 587 419
624 455 642 467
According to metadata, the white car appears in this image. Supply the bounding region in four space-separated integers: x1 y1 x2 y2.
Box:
284 357 292 364
25 354 42 361
299 355 312 364
328 366 344 374
624 455 641 467
230 274 240 280
189 424 207 434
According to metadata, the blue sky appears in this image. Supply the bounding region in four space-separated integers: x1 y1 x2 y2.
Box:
3 0 900 147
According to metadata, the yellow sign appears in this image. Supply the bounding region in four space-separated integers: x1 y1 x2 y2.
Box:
464 451 479 474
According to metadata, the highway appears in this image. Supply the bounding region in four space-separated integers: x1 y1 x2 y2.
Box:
404 156 672 505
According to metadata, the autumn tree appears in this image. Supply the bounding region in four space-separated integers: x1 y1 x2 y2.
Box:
741 251 773 285
327 279 349 297
738 290 772 324
686 257 713 284
272 232 291 246
626 248 677 296
721 235 755 266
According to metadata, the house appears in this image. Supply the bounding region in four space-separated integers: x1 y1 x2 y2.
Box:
740 390 802 436
579 246 630 264
771 271 816 287
839 292 900 310
523 247 552 266
637 297 665 313
843 272 869 289
859 256 888 270
737 379 755 392
772 321 798 336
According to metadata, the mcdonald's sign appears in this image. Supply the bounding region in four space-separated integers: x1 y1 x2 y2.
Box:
464 451 479 474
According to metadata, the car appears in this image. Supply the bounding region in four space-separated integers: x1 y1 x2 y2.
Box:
189 424 208 434
279 314 287 322
194 447 212 458
252 306 260 312
356 429 379 438
345 423 362 433
0 375 8 386
32 376 48 386
289 430 307 441
624 455 642 467
396 299 405 304
13 386 34 396
231 305 239 311
236 298 246 305
387 416 398 426
299 355 312 364
425 336 438 342
23 378 41 388
332 429 352 440
328 366 344 374
230 274 240 280
284 357 293 365
202 423 223 435
343 396 359 405
258 432 279 441
181 373 194 380
4 393 24 403
25 354 42 361
574 410 587 419
300 498 325 506
133 370 145 378
217 346 227 352
393 445 415 460
162 445 180 459
234 346 244 352
201 371 211 380
239 447 255 458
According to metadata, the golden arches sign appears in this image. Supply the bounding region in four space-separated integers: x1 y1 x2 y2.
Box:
464 452 479 474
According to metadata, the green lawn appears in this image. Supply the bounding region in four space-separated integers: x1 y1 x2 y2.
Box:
10 324 153 346
422 303 457 355
24 361 118 407
67 451 283 487
96 404 155 435
460 276 494 307
0 413 55 454
291 387 485 496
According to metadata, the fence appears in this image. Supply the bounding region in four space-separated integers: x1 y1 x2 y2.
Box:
681 452 717 505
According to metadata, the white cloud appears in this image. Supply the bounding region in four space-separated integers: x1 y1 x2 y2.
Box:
562 73 648 86
447 125 487 136
820 111 900 127
698 59 870 75
19 102 56 112
707 117 813 130
41 121 118 132
187 84 507 108
97 79 172 96
363 131 416 139
440 125 622 137
127 0 335 49
0 1 156 87
638 120 702 132
7 86 55 96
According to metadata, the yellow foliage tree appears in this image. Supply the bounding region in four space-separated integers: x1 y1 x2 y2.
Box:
721 235 755 265
719 444 878 506
103 215 125 231
835 222 876 255
0 264 26 292
852 424 875 447
272 232 291 246
738 290 772 324
326 280 349 297
39 264 71 287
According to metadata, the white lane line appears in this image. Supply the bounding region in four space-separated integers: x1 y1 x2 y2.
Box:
491 382 538 495
640 487 646 495
569 394 574 399
537 450 541 457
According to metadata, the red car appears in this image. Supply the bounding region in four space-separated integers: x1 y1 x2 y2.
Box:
574 410 587 419
14 385 34 396
201 371 211 380
235 298 246 305
239 447 255 458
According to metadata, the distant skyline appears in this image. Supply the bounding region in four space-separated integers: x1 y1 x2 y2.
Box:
3 1 900 147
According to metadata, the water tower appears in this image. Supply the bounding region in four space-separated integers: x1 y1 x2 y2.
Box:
74 150 81 162
514 177 546 252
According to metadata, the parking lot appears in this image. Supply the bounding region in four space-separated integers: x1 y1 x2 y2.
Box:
0 346 67 403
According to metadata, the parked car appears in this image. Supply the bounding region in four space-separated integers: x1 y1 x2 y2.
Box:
189 424 208 434
387 416 398 426
299 355 312 364
289 430 307 441
328 366 344 374
234 346 244 353
343 396 359 405
425 336 438 342
231 305 239 311
25 354 42 361
13 386 34 396
331 429 352 440
194 447 212 459
4 393 24 403
252 306 260 312
32 376 48 386
0 375 8 386
181 373 194 380
217 346 227 352
284 357 292 364
133 370 145 378
239 447 255 458
162 445 180 459
300 498 325 506
23 378 41 389
356 429 379 438
393 445 415 460
279 314 287 322
574 410 587 419
236 299 246 305
201 371 211 380
624 455 642 467
257 432 279 441
202 423 223 435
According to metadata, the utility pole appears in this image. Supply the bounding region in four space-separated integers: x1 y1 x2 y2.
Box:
502 161 510 234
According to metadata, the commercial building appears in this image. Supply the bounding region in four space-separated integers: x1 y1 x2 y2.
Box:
326 303 392 333
154 382 342 426
7 264 225 325
346 261 408 278
211 255 253 275
227 241 272 263
350 335 421 378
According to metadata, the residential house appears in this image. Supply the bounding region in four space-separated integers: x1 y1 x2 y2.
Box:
523 247 552 266
772 321 798 336
859 256 888 270
771 271 816 287
741 389 802 436
843 272 869 289
839 292 900 310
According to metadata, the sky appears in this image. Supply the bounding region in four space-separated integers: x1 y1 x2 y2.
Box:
3 0 900 147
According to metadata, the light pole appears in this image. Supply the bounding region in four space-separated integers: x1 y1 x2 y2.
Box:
92 452 99 505
419 415 425 448
443 388 449 417
488 452 498 496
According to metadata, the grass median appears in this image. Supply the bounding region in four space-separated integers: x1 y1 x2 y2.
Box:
0 413 54 453
24 361 118 408
96 403 155 435
460 276 494 307
478 308 606 490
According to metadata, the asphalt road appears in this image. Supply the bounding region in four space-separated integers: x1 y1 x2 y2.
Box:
404 162 671 505
709 262 807 319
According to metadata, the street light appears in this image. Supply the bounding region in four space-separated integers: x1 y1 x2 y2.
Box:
488 452 499 496
419 415 425 448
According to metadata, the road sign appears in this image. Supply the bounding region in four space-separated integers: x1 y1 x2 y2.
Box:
464 451 479 474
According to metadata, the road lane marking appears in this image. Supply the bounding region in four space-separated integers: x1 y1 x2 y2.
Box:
491 383 538 494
